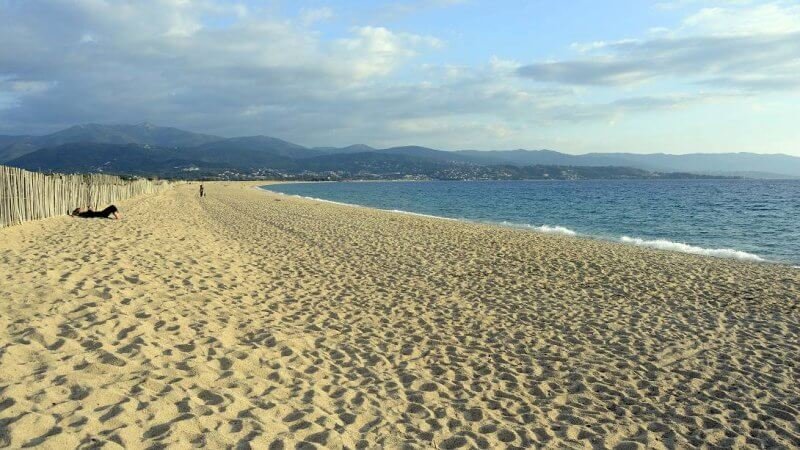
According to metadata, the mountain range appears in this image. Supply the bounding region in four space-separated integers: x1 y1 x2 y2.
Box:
2 123 799 179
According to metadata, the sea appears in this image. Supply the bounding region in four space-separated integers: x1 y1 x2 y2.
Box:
261 180 800 266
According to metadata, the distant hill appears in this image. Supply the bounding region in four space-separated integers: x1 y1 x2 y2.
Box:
702 171 800 180
589 152 800 178
0 135 35 162
184 136 323 168
0 123 223 163
3 122 799 178
7 142 727 181
314 144 376 154
37 122 224 148
0 135 30 146
380 146 474 163
456 149 623 166
302 151 451 173
7 142 228 176
455 149 800 178
0 140 38 163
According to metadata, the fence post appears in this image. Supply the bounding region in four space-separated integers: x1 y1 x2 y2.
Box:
0 165 175 228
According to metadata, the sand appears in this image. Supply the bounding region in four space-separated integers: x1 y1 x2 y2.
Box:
0 181 798 449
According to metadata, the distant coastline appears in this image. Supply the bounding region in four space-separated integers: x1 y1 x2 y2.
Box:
4 123 800 180
260 186 769 264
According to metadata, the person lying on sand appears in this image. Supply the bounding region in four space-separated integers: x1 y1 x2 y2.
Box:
71 205 121 220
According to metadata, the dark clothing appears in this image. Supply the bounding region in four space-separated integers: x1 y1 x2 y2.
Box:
78 205 118 218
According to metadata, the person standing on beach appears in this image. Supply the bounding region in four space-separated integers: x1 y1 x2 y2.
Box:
199 184 205 198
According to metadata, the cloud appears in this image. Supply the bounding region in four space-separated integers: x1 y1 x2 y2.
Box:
0 0 497 147
373 0 469 21
0 0 796 153
299 7 334 26
0 0 444 136
336 27 442 79
681 2 800 35
518 32 800 87
697 74 800 92
518 2 800 90
654 0 761 12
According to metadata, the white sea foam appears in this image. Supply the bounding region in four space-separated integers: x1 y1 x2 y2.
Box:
264 188 364 208
261 187 774 264
501 222 578 236
297 195 359 207
620 236 765 262
263 188 458 220
535 225 578 236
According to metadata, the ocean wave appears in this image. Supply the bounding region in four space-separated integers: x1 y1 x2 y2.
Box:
262 187 772 263
263 188 458 220
264 189 364 208
536 225 578 236
620 236 765 262
500 221 578 236
296 195 359 207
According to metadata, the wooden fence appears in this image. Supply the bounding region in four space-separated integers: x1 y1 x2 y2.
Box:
0 165 173 228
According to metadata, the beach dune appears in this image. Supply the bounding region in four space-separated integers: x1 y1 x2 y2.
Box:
0 182 798 449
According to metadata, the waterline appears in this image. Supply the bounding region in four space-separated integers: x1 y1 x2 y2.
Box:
261 186 770 263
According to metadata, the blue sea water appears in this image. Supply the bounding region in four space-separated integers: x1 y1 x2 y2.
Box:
261 180 800 266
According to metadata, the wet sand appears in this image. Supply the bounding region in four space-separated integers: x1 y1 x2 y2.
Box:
0 181 798 449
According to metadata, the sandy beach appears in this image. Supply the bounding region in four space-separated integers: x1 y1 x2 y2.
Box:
0 181 798 449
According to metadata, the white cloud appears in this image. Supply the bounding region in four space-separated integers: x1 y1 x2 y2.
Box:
654 0 754 12
0 0 797 153
681 3 800 35
519 2 800 90
374 0 469 20
488 56 521 73
0 0 456 141
300 7 334 26
335 27 442 79
9 80 57 94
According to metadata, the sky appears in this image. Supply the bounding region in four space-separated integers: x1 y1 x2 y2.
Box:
1 0 799 154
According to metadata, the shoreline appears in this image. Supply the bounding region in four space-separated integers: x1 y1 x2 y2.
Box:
257 183 779 267
1 181 798 448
